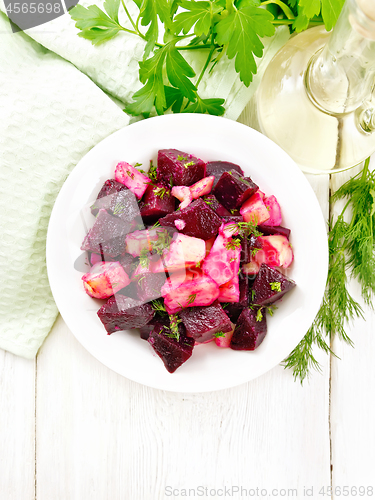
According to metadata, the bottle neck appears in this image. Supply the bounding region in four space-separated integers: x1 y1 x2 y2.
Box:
306 0 375 115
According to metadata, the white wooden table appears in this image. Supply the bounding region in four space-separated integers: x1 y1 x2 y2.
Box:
1 102 375 500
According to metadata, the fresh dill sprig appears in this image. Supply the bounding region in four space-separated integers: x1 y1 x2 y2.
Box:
225 238 241 250
284 158 375 383
148 160 157 182
139 248 151 268
151 229 172 255
153 186 167 199
151 299 168 316
164 314 182 341
226 221 262 239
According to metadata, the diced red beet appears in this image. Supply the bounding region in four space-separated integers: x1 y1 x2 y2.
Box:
178 300 232 343
205 161 244 188
258 225 291 239
92 184 142 228
97 295 155 334
203 195 231 216
159 198 222 240
81 209 132 258
222 278 250 322
230 308 267 351
119 253 137 276
91 179 127 216
139 314 169 341
135 272 167 303
139 182 176 223
157 149 206 187
148 322 195 373
222 215 244 225
251 263 296 306
213 171 258 211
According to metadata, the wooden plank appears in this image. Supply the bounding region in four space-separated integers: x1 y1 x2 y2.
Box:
330 161 375 495
0 350 35 500
36 317 331 499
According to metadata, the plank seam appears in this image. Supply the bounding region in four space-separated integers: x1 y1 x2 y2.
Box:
329 176 333 500
34 355 37 500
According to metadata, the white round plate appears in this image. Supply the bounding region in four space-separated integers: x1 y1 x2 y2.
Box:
47 114 328 393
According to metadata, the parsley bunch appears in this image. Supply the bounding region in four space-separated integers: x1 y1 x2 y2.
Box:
284 158 375 383
70 0 344 117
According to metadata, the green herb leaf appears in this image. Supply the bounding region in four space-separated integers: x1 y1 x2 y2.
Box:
182 96 225 116
164 85 185 113
225 238 241 250
173 0 223 37
137 0 171 57
214 4 275 86
256 308 263 322
165 44 197 101
69 2 122 45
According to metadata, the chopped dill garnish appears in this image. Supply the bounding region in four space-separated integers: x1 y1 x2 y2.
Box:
225 238 241 250
139 248 151 268
213 331 226 338
112 202 126 215
177 155 188 161
153 186 167 199
226 221 262 239
270 282 281 292
151 229 172 255
203 197 213 206
134 162 142 168
256 308 263 322
165 314 182 341
148 160 157 182
184 161 195 168
187 293 196 305
152 220 161 228
151 299 168 316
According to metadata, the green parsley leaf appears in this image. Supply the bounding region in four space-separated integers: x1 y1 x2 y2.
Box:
165 44 197 101
321 0 345 30
182 96 225 116
214 5 275 86
173 0 223 37
164 86 185 113
70 3 121 45
137 0 171 57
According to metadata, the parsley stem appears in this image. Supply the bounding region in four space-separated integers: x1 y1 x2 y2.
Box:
272 18 323 25
261 0 294 19
120 0 137 32
196 45 216 88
